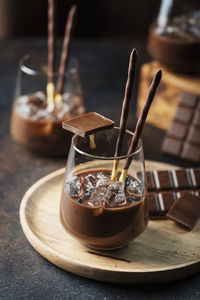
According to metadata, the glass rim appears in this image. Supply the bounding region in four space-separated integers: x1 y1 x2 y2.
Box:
19 53 78 76
72 127 143 160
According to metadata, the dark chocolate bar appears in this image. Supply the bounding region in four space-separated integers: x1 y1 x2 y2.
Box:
62 112 115 137
146 168 200 191
148 190 200 218
161 92 200 162
167 192 200 230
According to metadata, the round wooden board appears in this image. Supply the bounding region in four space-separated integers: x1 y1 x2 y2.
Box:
19 161 200 284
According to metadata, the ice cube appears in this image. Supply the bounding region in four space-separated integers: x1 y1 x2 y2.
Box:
78 190 92 203
106 181 126 206
85 173 96 190
88 186 107 207
125 177 144 197
65 175 83 197
96 172 110 188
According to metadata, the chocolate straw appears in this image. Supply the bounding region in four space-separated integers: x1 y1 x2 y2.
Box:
111 49 138 180
119 69 162 182
55 5 77 103
47 0 55 105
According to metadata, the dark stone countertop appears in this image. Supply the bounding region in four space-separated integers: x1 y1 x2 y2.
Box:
0 38 200 300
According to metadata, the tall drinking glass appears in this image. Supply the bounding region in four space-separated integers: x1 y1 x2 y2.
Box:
60 127 148 250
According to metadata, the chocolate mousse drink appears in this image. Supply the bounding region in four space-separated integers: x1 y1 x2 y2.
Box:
60 127 148 250
147 0 200 73
10 3 84 155
10 54 84 156
60 49 162 250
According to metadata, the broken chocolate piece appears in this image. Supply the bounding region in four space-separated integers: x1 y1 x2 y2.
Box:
146 167 200 218
162 92 200 163
62 112 115 137
148 190 200 218
167 192 200 230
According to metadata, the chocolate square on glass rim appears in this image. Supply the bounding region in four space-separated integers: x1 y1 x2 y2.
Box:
62 112 115 137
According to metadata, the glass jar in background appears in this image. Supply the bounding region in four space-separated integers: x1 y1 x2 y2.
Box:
60 127 148 250
10 53 85 156
147 0 200 74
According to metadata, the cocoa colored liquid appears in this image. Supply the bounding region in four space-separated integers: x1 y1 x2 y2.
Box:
60 169 148 250
147 12 200 74
10 92 85 156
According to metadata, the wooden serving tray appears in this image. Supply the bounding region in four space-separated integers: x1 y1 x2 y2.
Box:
19 161 200 284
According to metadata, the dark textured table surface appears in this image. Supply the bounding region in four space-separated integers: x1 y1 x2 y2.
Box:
0 38 200 300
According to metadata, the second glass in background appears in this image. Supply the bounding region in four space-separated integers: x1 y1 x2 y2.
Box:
147 0 200 74
10 53 85 156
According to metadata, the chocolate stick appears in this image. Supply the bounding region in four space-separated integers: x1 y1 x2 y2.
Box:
47 0 55 105
55 5 77 103
111 49 138 180
119 69 162 182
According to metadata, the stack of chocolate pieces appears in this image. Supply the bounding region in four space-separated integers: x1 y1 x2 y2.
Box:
147 167 200 220
161 92 200 162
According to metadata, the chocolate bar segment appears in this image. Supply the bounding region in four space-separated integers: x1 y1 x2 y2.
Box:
172 169 189 189
194 169 200 186
146 167 200 218
148 193 161 217
146 168 200 191
62 112 115 137
148 191 177 218
193 110 200 128
187 127 200 145
161 137 182 156
161 92 200 162
179 92 198 108
181 143 200 162
167 192 200 230
146 171 154 190
168 123 187 139
148 190 200 218
174 106 193 124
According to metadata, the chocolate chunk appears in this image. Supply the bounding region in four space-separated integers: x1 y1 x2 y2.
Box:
181 142 200 162
167 192 200 230
179 92 198 108
146 172 155 190
174 106 193 124
193 110 200 128
152 170 172 190
194 169 200 186
62 112 114 137
148 193 162 217
187 127 200 145
161 136 182 156
147 190 200 218
147 168 200 191
173 169 190 189
162 92 200 162
162 192 175 213
146 168 200 218
168 122 187 139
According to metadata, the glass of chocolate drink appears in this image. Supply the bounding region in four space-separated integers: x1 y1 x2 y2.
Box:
10 53 85 156
60 127 148 250
147 0 200 74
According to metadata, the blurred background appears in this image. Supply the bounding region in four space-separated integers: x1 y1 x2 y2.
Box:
0 0 160 38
